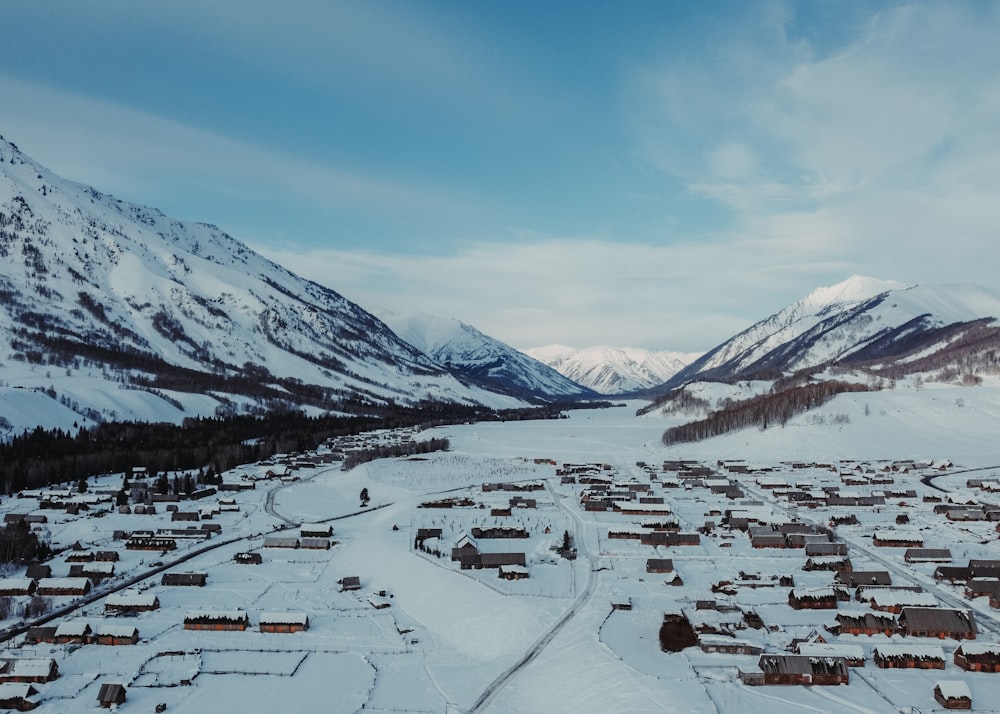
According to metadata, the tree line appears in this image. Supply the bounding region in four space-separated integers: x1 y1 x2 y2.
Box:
661 380 872 446
0 401 571 495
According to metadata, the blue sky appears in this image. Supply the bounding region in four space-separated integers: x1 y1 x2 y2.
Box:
2 1 999 351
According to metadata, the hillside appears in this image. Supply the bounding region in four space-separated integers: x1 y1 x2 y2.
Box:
0 136 525 436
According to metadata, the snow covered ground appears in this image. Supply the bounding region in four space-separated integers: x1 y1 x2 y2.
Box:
3 387 1000 712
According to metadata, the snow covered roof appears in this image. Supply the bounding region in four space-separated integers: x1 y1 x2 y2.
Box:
105 591 158 608
259 612 308 625
935 680 972 699
797 643 864 659
874 644 945 659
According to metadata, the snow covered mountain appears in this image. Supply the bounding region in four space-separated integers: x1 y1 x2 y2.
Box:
658 275 1000 392
0 135 526 434
524 344 698 395
380 312 596 400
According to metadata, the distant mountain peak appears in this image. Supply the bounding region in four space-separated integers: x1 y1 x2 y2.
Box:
380 311 595 400
802 275 908 309
524 344 699 395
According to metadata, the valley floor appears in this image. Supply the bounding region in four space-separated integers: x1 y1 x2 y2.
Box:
3 392 1000 713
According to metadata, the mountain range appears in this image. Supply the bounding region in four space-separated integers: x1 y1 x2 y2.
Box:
2 133 1000 439
524 344 698 394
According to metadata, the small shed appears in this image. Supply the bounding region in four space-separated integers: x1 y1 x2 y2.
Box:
97 683 126 708
339 576 361 592
645 558 674 574
934 680 972 710
234 552 263 565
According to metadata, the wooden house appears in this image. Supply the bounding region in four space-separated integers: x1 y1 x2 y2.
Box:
0 579 35 597
93 624 139 646
183 610 249 631
34 578 91 596
94 551 119 562
339 576 362 592
24 565 50 581
65 550 95 563
0 659 59 684
833 610 898 636
97 683 126 708
21 628 56 646
68 562 115 582
0 683 39 711
835 570 891 587
867 589 938 613
234 552 263 565
746 654 849 685
873 644 946 669
796 643 865 667
934 680 972 710
498 564 530 580
698 635 762 655
788 587 839 610
259 612 309 633
53 620 91 645
646 558 674 574
954 643 1000 672
898 607 976 640
161 572 207 587
904 548 952 563
126 536 177 551
105 591 159 613
300 524 333 538
872 530 923 547
263 536 300 549
299 537 331 550
964 578 1000 599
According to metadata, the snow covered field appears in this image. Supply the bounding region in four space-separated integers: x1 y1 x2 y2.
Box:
3 389 1000 712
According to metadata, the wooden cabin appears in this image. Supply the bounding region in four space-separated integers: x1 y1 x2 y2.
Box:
161 572 207 587
34 578 90 597
934 680 972 710
234 551 263 565
954 643 1000 672
183 610 249 631
0 659 59 684
0 683 39 711
745 654 849 685
93 625 139 646
873 644 946 669
97 683 126 708
898 607 977 640
259 612 309 633
788 587 839 610
105 591 159 613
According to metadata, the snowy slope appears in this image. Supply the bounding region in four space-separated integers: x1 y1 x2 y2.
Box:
380 312 595 400
661 275 1000 391
0 135 526 433
525 344 698 395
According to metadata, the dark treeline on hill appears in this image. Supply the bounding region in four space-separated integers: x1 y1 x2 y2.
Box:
661 380 872 446
0 401 573 495
343 437 451 471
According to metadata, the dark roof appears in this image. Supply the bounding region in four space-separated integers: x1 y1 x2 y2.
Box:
899 607 976 636
97 683 126 704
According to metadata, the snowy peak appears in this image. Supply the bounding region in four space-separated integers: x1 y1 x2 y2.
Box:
380 312 596 400
524 344 698 395
661 277 1000 391
800 275 906 311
